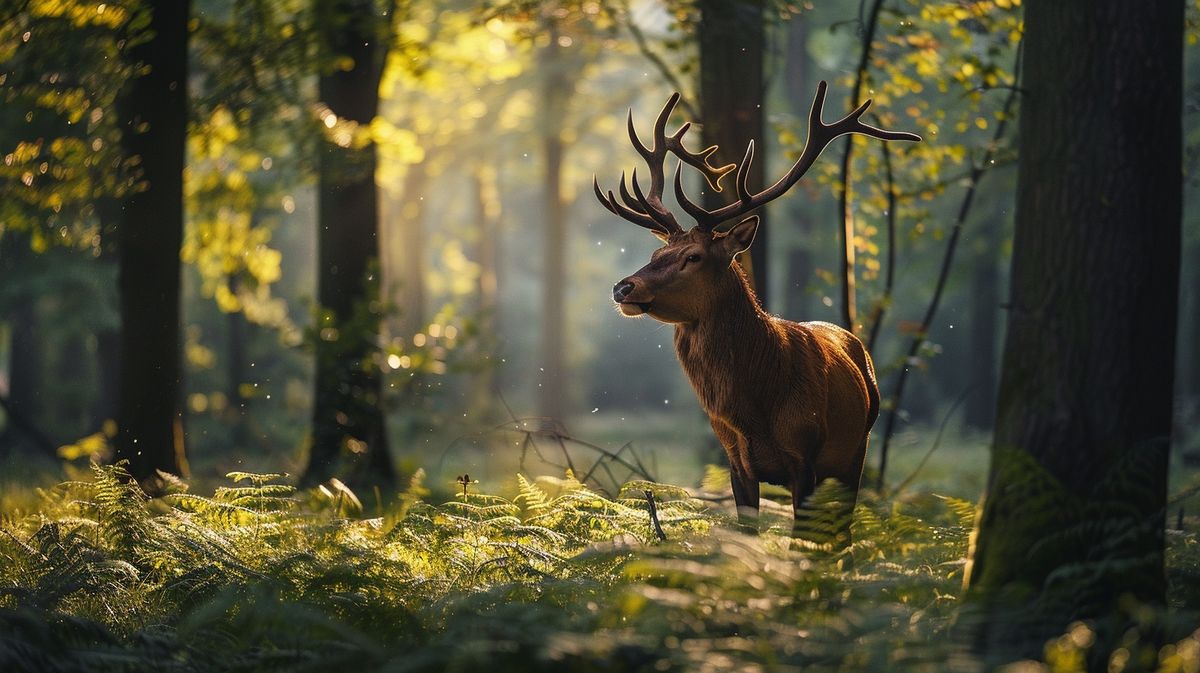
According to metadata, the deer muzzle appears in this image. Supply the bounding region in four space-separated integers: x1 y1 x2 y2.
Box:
613 279 652 316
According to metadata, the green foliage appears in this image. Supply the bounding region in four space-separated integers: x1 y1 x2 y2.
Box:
0 0 137 251
3 463 1193 671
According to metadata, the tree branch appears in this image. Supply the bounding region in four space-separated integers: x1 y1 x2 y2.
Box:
618 0 701 120
836 0 888 333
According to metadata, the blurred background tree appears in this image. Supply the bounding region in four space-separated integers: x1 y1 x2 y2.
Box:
303 0 398 490
113 0 191 482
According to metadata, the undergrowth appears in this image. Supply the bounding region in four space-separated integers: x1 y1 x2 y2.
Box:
0 463 1197 672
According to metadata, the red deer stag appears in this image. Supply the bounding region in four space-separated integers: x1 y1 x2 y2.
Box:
594 82 920 535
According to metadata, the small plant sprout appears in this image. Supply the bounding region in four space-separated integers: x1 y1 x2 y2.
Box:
456 474 478 498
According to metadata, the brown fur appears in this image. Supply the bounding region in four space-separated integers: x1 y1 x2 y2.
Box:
615 221 879 533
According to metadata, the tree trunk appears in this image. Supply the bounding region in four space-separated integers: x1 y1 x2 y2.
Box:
782 13 812 322
226 275 249 448
538 24 568 423
55 331 90 439
91 203 120 436
113 0 190 482
968 0 1181 659
0 298 50 456
697 0 767 307
965 214 1001 430
395 157 430 341
473 164 501 408
93 327 121 433
303 0 395 490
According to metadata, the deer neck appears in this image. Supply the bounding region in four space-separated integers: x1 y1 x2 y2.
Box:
672 264 779 413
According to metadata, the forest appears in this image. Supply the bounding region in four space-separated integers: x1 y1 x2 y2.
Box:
1 0 1199 671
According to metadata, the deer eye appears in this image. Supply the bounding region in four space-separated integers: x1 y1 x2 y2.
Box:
684 253 702 265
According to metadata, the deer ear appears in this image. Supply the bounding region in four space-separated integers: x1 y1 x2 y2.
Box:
651 229 671 243
717 215 759 257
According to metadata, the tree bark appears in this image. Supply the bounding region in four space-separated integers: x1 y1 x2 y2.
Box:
697 0 767 308
968 0 1181 659
113 0 191 481
303 0 395 490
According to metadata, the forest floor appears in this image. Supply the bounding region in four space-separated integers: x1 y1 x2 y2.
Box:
1 436 1198 672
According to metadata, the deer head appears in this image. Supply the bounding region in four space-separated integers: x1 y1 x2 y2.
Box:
598 82 920 324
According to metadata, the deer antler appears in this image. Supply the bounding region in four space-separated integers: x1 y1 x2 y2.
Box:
674 81 920 232
594 93 736 237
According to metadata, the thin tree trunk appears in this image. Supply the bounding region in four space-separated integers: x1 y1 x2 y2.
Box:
965 215 1000 430
91 202 120 435
698 0 767 307
93 327 121 433
113 0 191 482
226 275 249 448
396 157 430 341
0 299 51 456
968 0 1181 660
56 331 90 439
303 0 395 490
539 22 568 423
473 164 501 407
836 0 887 334
7 286 42 435
782 13 812 322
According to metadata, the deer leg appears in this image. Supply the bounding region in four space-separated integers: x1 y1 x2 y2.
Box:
729 468 760 533
789 463 818 539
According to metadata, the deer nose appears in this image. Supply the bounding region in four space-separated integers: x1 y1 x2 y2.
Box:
613 281 635 302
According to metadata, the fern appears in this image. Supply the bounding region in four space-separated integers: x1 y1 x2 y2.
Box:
0 463 1196 673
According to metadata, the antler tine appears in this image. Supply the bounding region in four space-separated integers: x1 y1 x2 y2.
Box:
606 95 683 234
594 175 617 215
688 80 921 230
664 121 736 192
734 140 755 205
594 174 669 235
627 108 653 161
599 83 919 235
619 170 649 214
687 141 756 233
628 168 655 213
673 161 717 225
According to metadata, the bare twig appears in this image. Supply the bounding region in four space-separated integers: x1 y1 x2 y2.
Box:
644 490 667 541
887 385 972 496
441 393 658 497
503 417 656 496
